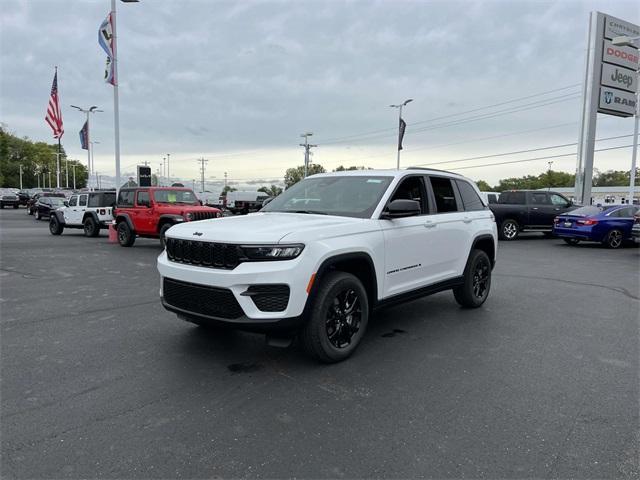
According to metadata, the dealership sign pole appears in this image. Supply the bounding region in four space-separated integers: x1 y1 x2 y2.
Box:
575 12 639 205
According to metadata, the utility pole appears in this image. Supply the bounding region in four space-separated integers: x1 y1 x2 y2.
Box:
48 170 52 188
547 161 554 191
37 168 40 189
166 153 170 185
192 179 196 191
19 164 23 190
71 164 76 190
299 133 317 178
224 171 228 188
197 158 208 193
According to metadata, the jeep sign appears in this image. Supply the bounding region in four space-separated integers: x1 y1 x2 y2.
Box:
600 62 638 94
598 86 637 117
603 39 640 70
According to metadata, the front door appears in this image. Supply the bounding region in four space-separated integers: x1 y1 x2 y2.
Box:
63 195 79 224
134 190 154 234
381 176 430 298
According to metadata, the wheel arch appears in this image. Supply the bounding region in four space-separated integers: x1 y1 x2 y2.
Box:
471 234 496 267
157 214 183 232
115 213 135 232
82 211 99 224
51 210 66 225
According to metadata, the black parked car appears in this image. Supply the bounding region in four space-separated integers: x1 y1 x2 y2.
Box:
27 192 65 215
0 192 20 209
17 190 35 206
34 196 66 220
489 190 578 240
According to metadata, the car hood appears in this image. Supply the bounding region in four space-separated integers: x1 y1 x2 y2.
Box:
166 212 363 244
155 204 220 215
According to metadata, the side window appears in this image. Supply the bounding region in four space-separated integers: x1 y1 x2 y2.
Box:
429 177 460 213
530 192 550 205
499 192 526 204
41 198 50 205
137 191 150 206
389 176 427 214
550 194 569 207
78 195 88 207
456 180 485 211
69 196 78 207
117 190 134 206
616 207 635 217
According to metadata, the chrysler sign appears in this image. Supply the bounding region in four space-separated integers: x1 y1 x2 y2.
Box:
599 86 637 117
604 14 640 41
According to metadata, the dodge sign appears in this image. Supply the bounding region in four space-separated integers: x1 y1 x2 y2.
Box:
602 39 640 70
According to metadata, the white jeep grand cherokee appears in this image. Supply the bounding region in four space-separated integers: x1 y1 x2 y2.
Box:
157 168 498 362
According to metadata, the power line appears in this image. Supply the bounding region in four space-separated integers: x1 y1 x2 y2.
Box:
447 144 634 171
413 134 634 168
318 83 581 145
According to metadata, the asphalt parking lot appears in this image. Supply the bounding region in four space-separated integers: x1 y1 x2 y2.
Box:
1 207 638 479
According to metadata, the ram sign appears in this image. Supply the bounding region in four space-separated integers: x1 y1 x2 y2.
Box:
598 86 637 117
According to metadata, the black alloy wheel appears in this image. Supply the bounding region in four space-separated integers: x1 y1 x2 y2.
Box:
159 223 172 248
325 288 362 349
117 221 135 247
301 271 369 363
84 217 99 237
453 249 492 308
49 216 63 235
604 229 623 249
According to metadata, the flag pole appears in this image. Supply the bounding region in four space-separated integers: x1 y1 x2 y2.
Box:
57 137 61 188
111 0 121 193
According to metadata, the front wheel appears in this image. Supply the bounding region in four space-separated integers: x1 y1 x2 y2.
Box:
563 238 580 246
117 221 136 247
84 216 99 237
159 223 172 248
453 249 492 308
500 219 519 240
300 271 369 363
35 210 41 220
49 216 64 235
603 229 623 249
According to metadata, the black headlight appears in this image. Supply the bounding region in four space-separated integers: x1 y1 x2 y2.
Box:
240 244 304 261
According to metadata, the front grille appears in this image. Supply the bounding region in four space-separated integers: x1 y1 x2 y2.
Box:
163 278 244 319
165 238 240 269
246 285 290 312
189 211 218 221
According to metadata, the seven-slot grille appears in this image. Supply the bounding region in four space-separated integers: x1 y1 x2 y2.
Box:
165 238 240 269
163 278 244 319
189 211 218 221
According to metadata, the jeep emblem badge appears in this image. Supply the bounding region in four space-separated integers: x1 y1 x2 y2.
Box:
193 232 203 236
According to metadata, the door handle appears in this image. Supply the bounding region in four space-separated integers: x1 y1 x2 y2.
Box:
424 221 436 229
463 217 472 224
532 207 539 210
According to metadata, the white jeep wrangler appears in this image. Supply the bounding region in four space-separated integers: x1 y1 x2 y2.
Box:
49 191 116 237
157 168 498 362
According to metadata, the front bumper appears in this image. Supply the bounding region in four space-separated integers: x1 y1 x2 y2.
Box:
157 249 313 327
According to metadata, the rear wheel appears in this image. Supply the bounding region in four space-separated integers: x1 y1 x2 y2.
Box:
563 238 580 246
49 216 63 235
603 229 623 249
117 221 136 247
500 219 519 240
84 216 99 237
300 271 369 363
453 249 492 308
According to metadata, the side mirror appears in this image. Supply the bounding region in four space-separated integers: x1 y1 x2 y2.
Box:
64 201 69 207
381 199 421 219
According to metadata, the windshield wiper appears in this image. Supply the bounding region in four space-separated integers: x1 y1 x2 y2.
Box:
292 210 328 215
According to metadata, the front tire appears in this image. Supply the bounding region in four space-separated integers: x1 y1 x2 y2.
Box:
159 223 172 248
49 216 64 235
563 238 580 246
500 219 519 240
300 271 369 363
453 249 492 308
117 221 136 247
35 210 41 220
603 229 623 249
84 216 99 237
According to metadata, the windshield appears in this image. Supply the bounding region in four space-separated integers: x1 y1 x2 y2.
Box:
152 189 198 205
262 175 393 218
50 198 66 206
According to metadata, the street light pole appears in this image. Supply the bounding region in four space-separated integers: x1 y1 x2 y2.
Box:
299 133 316 178
19 164 23 190
71 164 76 190
390 98 413 169
71 105 102 189
547 161 554 191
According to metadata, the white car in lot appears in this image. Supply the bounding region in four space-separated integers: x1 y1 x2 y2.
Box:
157 168 498 362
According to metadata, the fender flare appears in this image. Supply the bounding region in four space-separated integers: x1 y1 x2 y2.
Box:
82 210 100 225
157 214 184 232
115 213 135 233
51 210 66 225
469 234 497 267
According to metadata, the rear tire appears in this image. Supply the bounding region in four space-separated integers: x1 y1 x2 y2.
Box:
49 216 64 235
563 238 580 246
453 249 492 308
117 221 136 247
603 229 623 249
300 271 369 363
499 219 519 240
84 216 99 237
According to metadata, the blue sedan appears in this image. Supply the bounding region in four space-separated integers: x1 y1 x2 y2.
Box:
553 205 639 249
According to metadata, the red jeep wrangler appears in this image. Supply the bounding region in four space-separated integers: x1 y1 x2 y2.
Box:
114 187 222 247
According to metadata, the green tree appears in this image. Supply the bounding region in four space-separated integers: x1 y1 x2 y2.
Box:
475 180 492 191
333 165 369 172
258 185 283 197
593 169 638 186
220 185 237 197
284 163 326 188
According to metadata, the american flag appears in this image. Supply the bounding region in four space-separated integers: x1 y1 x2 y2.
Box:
45 69 64 139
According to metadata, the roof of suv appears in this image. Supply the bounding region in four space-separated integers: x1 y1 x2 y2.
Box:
119 187 193 191
312 168 462 179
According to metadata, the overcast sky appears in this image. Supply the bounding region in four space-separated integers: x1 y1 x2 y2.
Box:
1 0 639 190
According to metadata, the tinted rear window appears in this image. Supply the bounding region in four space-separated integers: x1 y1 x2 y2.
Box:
89 192 116 207
429 177 460 213
499 192 526 204
456 180 485 211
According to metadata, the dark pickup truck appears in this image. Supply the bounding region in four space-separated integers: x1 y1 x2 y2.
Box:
490 190 577 240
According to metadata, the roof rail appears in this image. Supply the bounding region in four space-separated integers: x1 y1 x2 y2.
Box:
405 166 458 175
